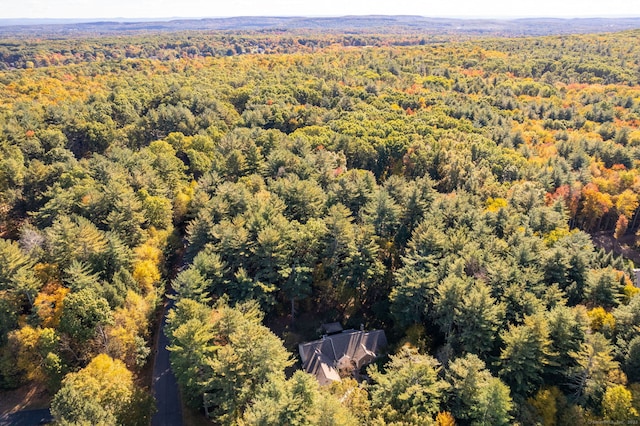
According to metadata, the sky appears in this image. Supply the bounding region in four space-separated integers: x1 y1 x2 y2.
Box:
4 0 640 20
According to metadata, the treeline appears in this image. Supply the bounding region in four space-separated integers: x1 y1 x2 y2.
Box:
1 29 640 424
2 28 640 86
0 32 444 70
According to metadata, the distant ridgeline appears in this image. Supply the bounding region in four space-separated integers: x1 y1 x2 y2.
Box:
2 15 640 35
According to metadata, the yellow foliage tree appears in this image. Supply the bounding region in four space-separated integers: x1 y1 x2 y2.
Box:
528 386 562 426
614 214 628 240
51 353 135 424
173 181 196 224
615 189 639 218
587 307 616 334
8 325 61 387
602 385 639 421
624 284 640 302
581 183 613 230
131 227 168 293
34 282 69 328
327 378 371 424
435 411 456 426
106 291 154 367
132 259 161 294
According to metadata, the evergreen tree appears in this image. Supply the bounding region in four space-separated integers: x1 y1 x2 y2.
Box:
368 345 448 424
624 336 640 383
568 332 619 406
445 353 513 425
171 268 211 304
545 305 588 387
453 281 504 357
0 238 40 307
499 314 552 398
586 268 625 309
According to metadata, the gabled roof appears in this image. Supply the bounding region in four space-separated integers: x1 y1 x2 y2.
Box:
299 329 387 385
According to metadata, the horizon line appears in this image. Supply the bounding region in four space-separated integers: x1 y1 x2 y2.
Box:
3 14 640 22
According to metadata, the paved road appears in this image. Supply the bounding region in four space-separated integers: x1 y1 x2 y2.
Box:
2 297 183 426
151 296 182 426
0 409 52 426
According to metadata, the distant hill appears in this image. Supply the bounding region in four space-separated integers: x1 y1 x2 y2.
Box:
1 15 640 37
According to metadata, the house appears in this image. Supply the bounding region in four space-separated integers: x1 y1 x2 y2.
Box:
298 326 387 386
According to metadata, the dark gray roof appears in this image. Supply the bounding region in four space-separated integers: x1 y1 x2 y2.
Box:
299 329 387 385
321 322 344 335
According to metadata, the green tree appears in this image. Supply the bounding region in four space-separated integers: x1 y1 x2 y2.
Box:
203 300 292 424
391 221 447 327
499 314 552 397
0 238 40 307
545 306 588 387
568 332 619 405
368 345 448 425
452 281 504 357
226 267 276 309
242 371 356 426
361 189 402 239
612 294 640 347
171 267 211 304
586 268 625 309
191 247 226 290
445 353 513 425
328 169 377 215
59 288 112 342
105 190 146 247
63 260 101 292
282 218 327 320
270 175 327 223
432 275 467 340
625 336 640 383
167 298 293 424
138 189 173 229
46 216 108 270
167 308 217 407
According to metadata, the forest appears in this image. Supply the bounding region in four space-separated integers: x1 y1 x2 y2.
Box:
1 26 640 425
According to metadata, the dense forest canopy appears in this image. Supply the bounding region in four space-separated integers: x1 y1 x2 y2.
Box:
1 27 640 425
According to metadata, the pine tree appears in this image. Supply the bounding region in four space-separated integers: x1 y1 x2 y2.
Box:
445 353 513 425
624 336 640 383
568 332 619 405
368 345 448 424
171 267 211 304
63 260 101 292
499 314 552 398
454 281 504 357
0 238 40 307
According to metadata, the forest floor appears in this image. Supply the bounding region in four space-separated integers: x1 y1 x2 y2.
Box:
0 383 50 417
590 231 640 266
